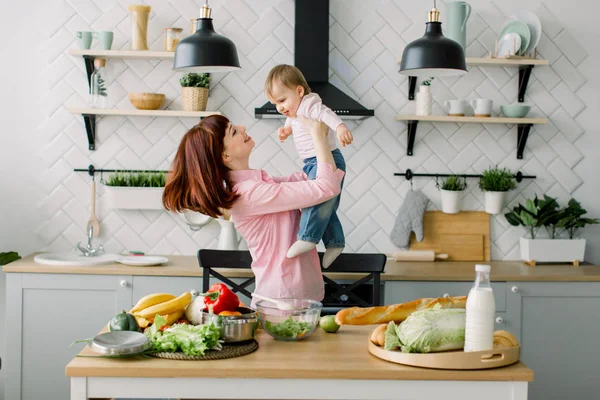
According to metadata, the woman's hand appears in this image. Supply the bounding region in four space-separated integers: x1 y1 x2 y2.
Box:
298 117 328 137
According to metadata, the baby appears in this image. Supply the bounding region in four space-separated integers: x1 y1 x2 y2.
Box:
264 64 353 268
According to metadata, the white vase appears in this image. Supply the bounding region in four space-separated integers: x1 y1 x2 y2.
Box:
105 187 164 210
217 218 241 250
415 85 432 116
440 189 463 214
520 237 586 264
484 191 506 215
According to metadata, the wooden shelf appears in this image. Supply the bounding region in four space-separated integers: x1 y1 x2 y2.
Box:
396 115 547 125
466 57 549 66
67 108 221 151
396 115 547 160
67 108 220 118
68 49 174 60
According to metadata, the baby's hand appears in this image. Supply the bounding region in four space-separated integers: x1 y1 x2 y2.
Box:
278 126 293 142
336 124 353 147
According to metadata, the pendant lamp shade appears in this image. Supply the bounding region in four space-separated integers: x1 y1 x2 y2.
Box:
173 3 240 73
399 6 467 78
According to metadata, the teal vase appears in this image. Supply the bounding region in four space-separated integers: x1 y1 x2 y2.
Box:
445 1 471 52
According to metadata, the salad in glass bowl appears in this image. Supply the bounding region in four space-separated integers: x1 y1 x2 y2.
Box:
256 298 322 341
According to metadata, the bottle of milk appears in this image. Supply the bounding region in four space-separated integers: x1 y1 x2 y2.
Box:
464 264 495 352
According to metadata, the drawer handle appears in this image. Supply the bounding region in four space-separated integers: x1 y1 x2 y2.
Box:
511 286 519 293
442 293 450 298
190 290 199 297
496 317 504 324
119 280 128 287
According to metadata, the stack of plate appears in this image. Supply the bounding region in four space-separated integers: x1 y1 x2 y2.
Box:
497 10 542 57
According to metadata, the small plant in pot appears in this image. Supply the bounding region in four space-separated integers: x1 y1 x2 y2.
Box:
506 196 598 265
439 175 466 214
180 72 210 111
415 77 434 116
105 171 167 210
478 167 516 214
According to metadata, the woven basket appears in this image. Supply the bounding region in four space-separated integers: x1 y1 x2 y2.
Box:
181 87 209 111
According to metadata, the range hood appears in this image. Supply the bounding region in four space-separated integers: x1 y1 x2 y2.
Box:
254 0 374 120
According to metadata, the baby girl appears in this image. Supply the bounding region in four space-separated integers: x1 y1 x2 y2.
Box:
264 64 353 268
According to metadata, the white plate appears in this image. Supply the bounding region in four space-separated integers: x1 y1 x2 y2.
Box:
497 33 521 57
117 256 169 267
508 10 542 55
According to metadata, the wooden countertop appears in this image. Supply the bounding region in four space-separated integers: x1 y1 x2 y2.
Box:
65 325 533 381
5 254 600 282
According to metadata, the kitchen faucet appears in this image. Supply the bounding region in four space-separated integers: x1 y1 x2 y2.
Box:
76 225 104 257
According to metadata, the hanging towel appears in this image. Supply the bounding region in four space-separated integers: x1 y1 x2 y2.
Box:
390 190 430 250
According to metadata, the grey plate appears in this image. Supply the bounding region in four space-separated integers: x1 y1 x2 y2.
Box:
89 331 151 355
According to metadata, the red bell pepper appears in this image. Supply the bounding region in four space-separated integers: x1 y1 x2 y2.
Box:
202 283 240 314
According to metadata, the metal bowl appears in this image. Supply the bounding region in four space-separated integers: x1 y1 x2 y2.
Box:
201 306 258 343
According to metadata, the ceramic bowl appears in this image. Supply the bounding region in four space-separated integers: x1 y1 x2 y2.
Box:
128 93 165 110
501 104 531 118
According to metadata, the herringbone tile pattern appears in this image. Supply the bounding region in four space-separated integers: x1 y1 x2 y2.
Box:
40 0 589 260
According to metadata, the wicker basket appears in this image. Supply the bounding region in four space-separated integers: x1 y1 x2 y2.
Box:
181 87 209 111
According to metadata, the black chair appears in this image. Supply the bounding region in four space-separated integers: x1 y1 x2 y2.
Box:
197 249 386 313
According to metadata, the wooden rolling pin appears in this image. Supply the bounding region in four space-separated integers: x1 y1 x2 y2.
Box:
387 250 449 262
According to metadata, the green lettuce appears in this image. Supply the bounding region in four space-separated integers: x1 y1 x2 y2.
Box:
384 321 402 350
397 308 466 353
145 315 222 356
264 317 312 339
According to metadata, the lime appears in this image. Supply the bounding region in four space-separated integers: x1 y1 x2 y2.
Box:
319 315 340 333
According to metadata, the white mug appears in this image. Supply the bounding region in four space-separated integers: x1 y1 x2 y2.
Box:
444 100 466 116
470 99 493 117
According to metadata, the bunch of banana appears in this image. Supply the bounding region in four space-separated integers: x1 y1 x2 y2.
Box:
129 292 192 329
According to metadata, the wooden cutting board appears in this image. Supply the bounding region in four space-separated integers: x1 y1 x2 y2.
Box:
409 211 490 261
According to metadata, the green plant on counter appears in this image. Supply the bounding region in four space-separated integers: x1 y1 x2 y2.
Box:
505 196 598 239
421 77 434 86
478 167 516 192
0 251 20 265
440 175 466 191
556 199 599 239
179 73 210 88
105 172 167 188
505 195 560 239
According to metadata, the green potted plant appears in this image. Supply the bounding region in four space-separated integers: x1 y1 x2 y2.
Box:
415 77 434 116
180 72 210 111
505 197 598 265
104 172 167 210
478 167 516 214
439 175 466 214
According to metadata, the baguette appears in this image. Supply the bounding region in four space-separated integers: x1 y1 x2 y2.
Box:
335 296 467 326
369 324 387 346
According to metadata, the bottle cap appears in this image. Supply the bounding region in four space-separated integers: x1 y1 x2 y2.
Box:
475 264 491 272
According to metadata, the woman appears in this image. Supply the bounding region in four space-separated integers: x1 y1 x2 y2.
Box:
162 115 344 304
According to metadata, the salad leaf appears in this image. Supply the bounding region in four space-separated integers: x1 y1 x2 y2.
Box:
264 317 312 339
145 315 222 356
383 321 401 350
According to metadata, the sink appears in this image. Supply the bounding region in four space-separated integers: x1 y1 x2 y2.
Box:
34 252 121 266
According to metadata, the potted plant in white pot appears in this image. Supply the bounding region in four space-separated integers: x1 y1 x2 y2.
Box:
180 72 210 111
505 196 598 265
439 175 466 214
478 167 516 214
415 77 434 116
104 171 167 210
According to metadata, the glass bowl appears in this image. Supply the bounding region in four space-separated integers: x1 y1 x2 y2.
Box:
256 298 322 341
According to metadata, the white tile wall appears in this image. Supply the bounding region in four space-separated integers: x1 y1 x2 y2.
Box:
36 0 592 260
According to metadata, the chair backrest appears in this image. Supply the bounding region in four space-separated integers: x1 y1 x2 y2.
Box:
197 249 386 309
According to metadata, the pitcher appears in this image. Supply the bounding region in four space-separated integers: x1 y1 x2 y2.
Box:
445 1 471 52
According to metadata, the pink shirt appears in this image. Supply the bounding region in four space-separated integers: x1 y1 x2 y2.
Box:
229 163 345 305
285 93 343 159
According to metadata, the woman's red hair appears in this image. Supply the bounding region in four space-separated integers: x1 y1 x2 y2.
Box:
162 114 239 218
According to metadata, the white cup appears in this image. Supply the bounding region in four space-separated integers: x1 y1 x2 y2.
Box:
444 100 466 116
470 99 493 117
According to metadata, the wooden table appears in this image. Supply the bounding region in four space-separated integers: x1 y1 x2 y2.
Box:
66 326 533 400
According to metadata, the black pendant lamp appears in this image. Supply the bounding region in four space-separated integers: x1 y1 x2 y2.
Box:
399 1 467 78
173 1 241 73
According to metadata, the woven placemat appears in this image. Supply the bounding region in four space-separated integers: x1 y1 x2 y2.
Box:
150 339 258 361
